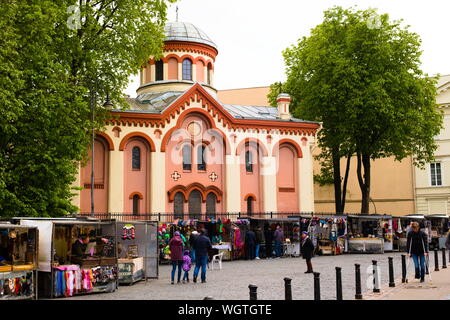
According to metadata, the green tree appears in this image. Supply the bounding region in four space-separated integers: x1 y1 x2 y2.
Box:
272 6 442 213
0 0 174 217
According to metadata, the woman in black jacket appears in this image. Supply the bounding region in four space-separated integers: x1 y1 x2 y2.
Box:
406 222 429 282
301 232 315 273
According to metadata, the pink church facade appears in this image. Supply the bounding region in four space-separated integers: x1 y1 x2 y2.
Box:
73 22 319 219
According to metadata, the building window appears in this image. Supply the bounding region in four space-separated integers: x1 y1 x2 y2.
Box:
431 162 442 186
197 145 206 171
174 192 184 219
245 151 253 173
206 193 216 218
182 59 192 80
188 190 202 219
207 63 212 85
182 144 192 171
132 194 140 215
132 146 141 170
247 196 254 216
155 60 163 81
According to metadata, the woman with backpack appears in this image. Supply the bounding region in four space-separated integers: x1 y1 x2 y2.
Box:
407 222 429 283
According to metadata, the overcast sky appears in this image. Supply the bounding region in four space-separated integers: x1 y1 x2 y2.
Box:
125 0 450 96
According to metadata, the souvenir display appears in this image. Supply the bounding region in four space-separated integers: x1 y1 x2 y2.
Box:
347 215 393 253
305 216 347 255
0 225 38 300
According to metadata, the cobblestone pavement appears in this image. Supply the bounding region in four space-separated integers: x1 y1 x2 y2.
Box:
59 251 439 300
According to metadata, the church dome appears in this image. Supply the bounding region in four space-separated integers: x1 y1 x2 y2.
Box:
164 21 217 50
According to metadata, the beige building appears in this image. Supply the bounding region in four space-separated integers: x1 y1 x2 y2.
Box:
414 75 450 215
218 86 417 215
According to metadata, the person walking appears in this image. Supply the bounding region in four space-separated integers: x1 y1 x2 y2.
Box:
301 231 315 273
193 229 212 283
189 230 199 264
169 231 184 284
255 226 265 259
264 223 274 259
274 225 284 258
182 249 192 283
407 222 429 283
245 228 257 260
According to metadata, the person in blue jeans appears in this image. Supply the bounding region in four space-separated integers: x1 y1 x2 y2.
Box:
193 229 212 283
274 225 284 258
407 222 429 283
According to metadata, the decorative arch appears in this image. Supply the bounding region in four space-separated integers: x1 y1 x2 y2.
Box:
160 108 231 155
167 183 223 203
129 192 143 199
161 54 181 63
194 56 207 64
235 138 269 157
119 132 156 152
271 139 303 158
244 193 257 201
96 132 115 151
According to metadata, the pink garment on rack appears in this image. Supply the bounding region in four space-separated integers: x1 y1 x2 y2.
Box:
53 265 80 271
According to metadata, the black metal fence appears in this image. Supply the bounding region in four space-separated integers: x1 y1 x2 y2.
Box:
75 211 361 222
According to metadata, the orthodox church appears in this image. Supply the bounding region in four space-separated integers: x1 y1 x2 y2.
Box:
73 21 320 218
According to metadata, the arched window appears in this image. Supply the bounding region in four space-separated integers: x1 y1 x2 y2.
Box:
132 146 141 170
188 190 202 219
132 194 140 215
197 145 206 171
207 63 212 85
182 59 192 80
155 60 163 81
174 192 184 219
206 193 216 218
245 151 253 173
247 196 254 216
182 144 192 171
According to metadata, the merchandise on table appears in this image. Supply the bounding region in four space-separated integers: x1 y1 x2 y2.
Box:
301 216 347 255
0 224 38 300
426 214 449 250
17 218 118 298
347 215 393 253
117 221 158 284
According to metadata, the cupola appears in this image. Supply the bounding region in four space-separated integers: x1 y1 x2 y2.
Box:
138 22 218 97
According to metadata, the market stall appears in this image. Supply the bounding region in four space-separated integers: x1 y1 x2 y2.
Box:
392 215 427 251
304 216 347 255
158 220 196 264
246 217 302 258
197 218 233 261
0 224 38 300
116 221 158 285
347 215 393 254
17 217 118 298
426 214 449 250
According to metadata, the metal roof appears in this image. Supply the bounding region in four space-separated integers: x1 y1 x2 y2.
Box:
165 21 217 50
222 104 318 123
117 84 319 124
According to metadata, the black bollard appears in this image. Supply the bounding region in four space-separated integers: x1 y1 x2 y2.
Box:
434 249 440 272
355 264 363 300
401 255 407 283
284 277 292 300
313 272 321 300
203 296 214 300
388 257 395 287
336 267 343 300
442 248 447 269
372 260 380 293
249 284 258 300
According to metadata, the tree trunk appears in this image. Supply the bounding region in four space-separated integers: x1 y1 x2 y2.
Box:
340 154 351 213
332 149 342 213
357 153 371 213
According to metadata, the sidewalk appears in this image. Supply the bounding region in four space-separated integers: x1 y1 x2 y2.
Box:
365 264 450 300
